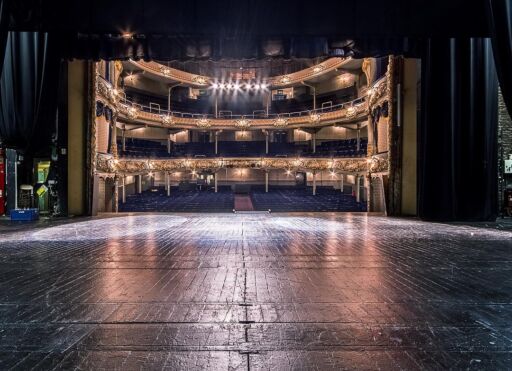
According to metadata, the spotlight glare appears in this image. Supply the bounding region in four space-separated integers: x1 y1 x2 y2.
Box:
212 83 219 89
261 83 268 90
255 84 261 90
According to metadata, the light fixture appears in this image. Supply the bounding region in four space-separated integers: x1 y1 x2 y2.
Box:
346 106 357 117
310 113 321 123
127 106 138 119
286 169 292 176
193 76 208 85
254 84 261 90
161 115 174 125
273 117 289 127
121 32 134 39
234 118 251 129
196 117 211 128
280 76 291 84
212 82 219 89
160 66 172 76
312 64 325 73
261 83 268 90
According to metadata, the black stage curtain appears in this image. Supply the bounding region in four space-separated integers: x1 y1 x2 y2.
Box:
418 38 498 221
0 32 60 154
488 0 512 116
0 0 9 75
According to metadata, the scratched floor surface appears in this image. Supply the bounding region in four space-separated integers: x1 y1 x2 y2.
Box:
0 213 511 370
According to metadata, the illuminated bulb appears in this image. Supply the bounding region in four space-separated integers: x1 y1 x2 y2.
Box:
310 113 321 123
261 83 268 89
254 84 261 90
160 67 172 76
212 82 219 89
122 32 133 39
312 65 325 73
286 170 292 176
280 76 291 84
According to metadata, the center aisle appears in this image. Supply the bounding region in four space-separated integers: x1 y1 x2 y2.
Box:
234 194 254 211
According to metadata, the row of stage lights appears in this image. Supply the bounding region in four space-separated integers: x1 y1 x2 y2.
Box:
210 82 269 91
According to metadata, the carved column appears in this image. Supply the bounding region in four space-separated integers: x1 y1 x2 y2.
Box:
264 130 269 154
122 176 126 204
166 172 171 196
265 170 269 193
312 171 317 195
113 176 119 213
111 112 118 159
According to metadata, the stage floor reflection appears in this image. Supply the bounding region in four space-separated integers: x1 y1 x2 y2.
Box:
0 213 511 370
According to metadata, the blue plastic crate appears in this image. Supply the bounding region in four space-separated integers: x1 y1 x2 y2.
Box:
10 208 39 221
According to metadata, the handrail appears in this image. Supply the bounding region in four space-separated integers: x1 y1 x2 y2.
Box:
97 74 387 126
118 95 367 120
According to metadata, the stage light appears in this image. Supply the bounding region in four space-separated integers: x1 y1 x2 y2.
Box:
286 170 292 176
148 172 154 177
261 83 268 90
330 171 336 177
234 83 240 90
122 32 134 39
212 82 219 89
254 84 261 90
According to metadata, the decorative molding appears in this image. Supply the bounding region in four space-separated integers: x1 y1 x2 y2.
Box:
273 117 289 127
270 58 349 88
368 155 389 173
98 155 370 175
96 82 369 129
131 60 211 87
130 58 348 89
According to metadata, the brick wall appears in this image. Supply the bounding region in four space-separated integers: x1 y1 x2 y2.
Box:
498 89 512 210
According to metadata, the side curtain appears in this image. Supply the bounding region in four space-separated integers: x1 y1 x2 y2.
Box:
488 0 512 116
0 0 9 76
418 38 498 221
0 32 60 154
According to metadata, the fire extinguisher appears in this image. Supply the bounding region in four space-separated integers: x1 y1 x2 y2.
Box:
0 148 5 216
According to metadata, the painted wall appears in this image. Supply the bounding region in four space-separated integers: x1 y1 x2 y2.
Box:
67 61 87 216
